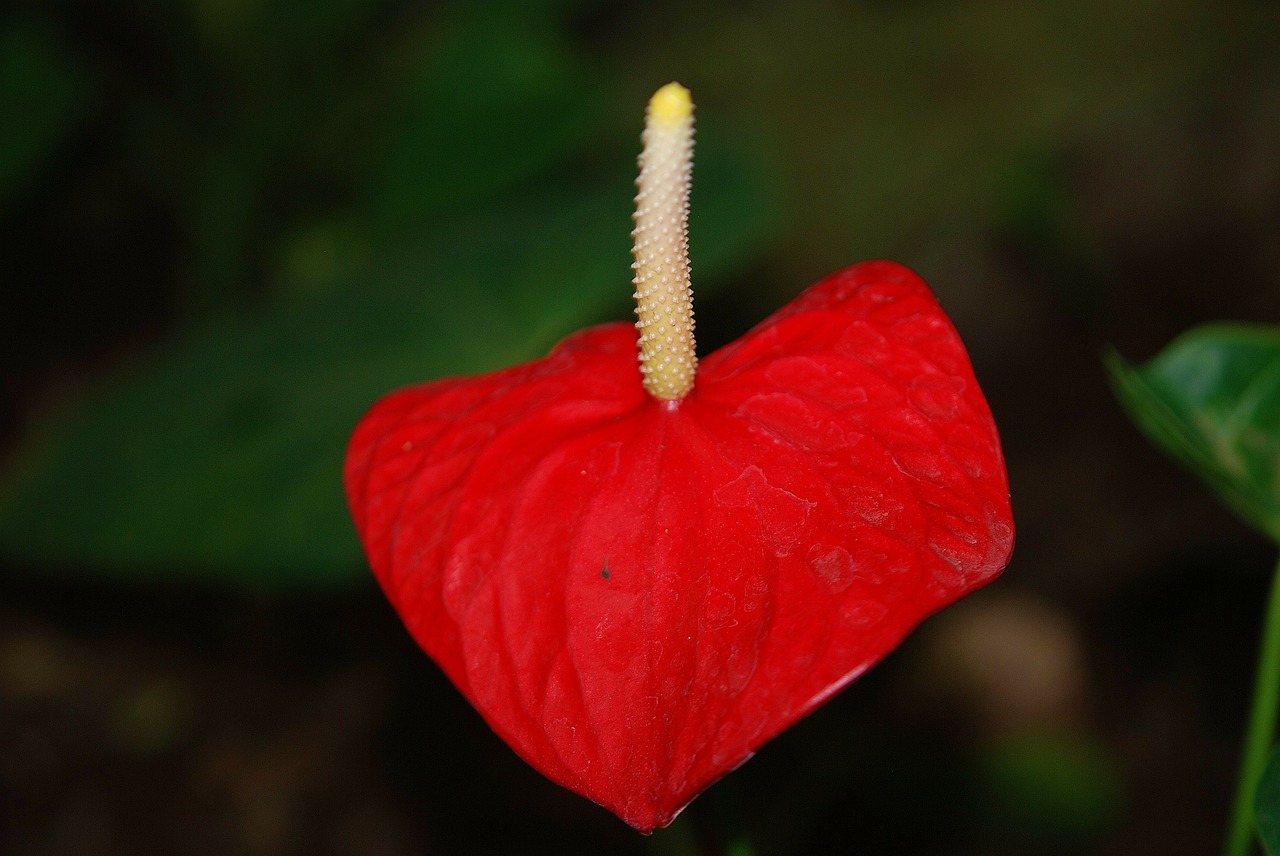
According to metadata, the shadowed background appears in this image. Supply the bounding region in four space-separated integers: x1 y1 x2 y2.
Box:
2 1 1279 853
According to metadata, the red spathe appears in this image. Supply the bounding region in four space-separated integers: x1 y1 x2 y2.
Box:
344 261 1014 831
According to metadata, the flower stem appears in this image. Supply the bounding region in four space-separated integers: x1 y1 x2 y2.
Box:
1224 554 1280 856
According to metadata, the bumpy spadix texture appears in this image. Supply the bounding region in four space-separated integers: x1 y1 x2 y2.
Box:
344 261 1013 832
632 82 697 400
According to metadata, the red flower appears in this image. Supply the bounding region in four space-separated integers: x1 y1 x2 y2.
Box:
344 85 1013 832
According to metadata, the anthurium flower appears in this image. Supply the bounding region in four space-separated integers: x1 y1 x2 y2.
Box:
344 83 1013 832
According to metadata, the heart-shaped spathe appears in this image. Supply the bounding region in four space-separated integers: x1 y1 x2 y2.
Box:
344 260 1013 831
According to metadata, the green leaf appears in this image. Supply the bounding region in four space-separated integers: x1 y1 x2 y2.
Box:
1106 324 1280 543
0 134 779 588
1256 744 1280 855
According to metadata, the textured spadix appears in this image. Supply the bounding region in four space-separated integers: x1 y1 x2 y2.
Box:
632 82 696 400
344 260 1014 831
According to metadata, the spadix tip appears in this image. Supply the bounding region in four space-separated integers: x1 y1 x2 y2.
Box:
648 82 693 126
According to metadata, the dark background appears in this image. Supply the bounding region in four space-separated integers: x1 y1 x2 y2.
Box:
2 1 1279 853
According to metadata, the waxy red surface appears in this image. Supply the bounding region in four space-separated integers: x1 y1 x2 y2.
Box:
344 261 1013 831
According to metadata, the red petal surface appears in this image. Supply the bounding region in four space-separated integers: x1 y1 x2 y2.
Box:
344 261 1013 831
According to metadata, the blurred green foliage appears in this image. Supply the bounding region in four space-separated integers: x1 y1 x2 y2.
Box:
0 19 91 207
977 729 1125 840
0 1 779 585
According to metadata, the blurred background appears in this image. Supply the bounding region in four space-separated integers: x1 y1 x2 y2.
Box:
1 0 1279 853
